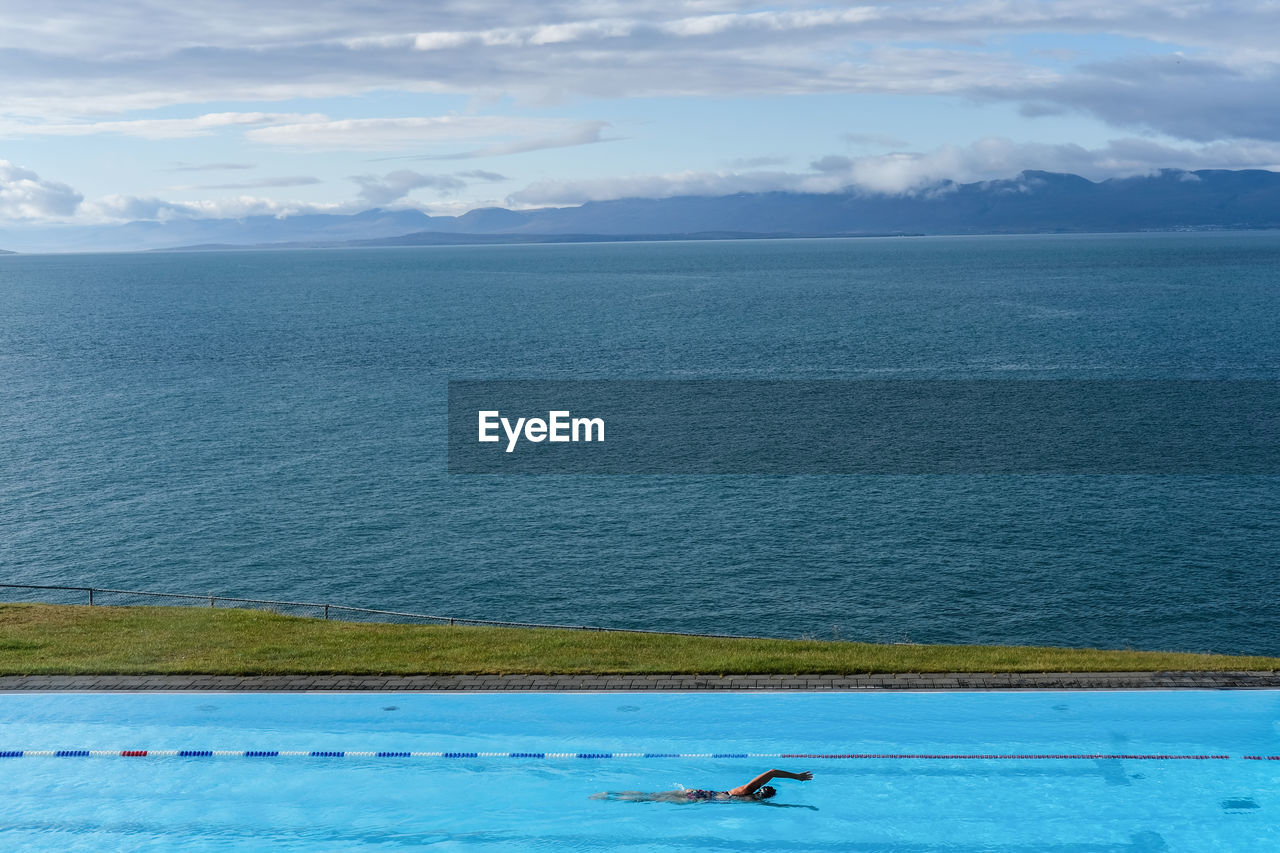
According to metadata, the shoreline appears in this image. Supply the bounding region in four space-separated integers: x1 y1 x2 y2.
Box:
5 672 1280 692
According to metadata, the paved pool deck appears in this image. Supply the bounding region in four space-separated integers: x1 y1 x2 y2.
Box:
3 671 1279 691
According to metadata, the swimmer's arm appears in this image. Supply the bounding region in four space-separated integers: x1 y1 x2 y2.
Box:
727 768 814 796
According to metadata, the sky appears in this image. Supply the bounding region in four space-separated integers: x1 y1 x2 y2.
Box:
2 0 1279 227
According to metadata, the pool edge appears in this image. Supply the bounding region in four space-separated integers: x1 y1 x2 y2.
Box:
3 672 1280 692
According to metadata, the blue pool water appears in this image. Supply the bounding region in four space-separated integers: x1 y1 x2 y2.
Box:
1 691 1278 850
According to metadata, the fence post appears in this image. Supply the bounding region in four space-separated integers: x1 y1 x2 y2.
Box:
324 605 329 620
210 595 215 607
89 588 94 606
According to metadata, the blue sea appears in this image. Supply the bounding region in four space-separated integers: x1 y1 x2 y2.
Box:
2 232 1278 653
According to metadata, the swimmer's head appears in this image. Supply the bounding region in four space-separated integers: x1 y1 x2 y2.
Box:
754 786 777 800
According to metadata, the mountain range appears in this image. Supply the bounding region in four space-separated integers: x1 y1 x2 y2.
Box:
2 169 1279 254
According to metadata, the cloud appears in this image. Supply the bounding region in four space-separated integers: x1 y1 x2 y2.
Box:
997 56 1280 142
82 195 198 222
509 169 809 206
81 194 341 223
166 162 256 172
3 108 610 162
3 113 326 140
509 136 1280 204
3 0 1280 229
248 116 609 154
1080 137 1280 172
0 160 83 220
456 170 508 182
58 133 1280 223
414 122 613 160
178 176 322 190
814 137 1280 194
811 155 855 173
347 167 506 206
2 0 1276 146
349 169 475 206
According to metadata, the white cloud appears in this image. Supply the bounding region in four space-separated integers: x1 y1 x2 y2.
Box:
1 113 326 140
836 137 1280 193
169 176 322 190
813 137 1280 194
81 194 342 223
166 162 256 172
811 155 856 174
3 2 1280 225
2 109 611 161
510 136 1280 204
349 168 510 205
350 170 466 206
0 160 83 220
81 195 197 222
509 169 810 206
2 0 1277 143
246 116 609 154
456 169 507 182
420 123 613 160
658 7 877 39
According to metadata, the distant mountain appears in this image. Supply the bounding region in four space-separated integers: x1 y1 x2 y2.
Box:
0 208 437 254
2 169 1278 253
162 231 800 251
438 169 1280 238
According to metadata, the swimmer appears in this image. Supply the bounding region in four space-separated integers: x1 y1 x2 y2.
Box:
591 768 813 805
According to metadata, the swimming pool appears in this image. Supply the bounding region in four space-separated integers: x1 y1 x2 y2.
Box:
1 691 1276 850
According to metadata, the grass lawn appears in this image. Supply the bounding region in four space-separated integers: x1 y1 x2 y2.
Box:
2 603 1277 676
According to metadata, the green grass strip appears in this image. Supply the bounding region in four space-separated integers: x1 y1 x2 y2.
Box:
2 603 1278 676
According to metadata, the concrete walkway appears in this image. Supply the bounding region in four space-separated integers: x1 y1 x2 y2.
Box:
2 671 1279 691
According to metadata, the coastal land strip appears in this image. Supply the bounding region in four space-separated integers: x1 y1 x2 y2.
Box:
2 604 1278 690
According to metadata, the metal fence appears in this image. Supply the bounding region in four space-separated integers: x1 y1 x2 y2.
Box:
0 583 756 639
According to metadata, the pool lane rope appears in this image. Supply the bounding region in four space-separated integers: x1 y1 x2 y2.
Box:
1 750 1271 759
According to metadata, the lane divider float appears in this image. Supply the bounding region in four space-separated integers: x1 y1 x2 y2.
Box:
0 750 1255 760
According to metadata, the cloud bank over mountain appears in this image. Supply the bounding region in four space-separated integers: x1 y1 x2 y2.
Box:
511 137 1280 204
3 169 1278 254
